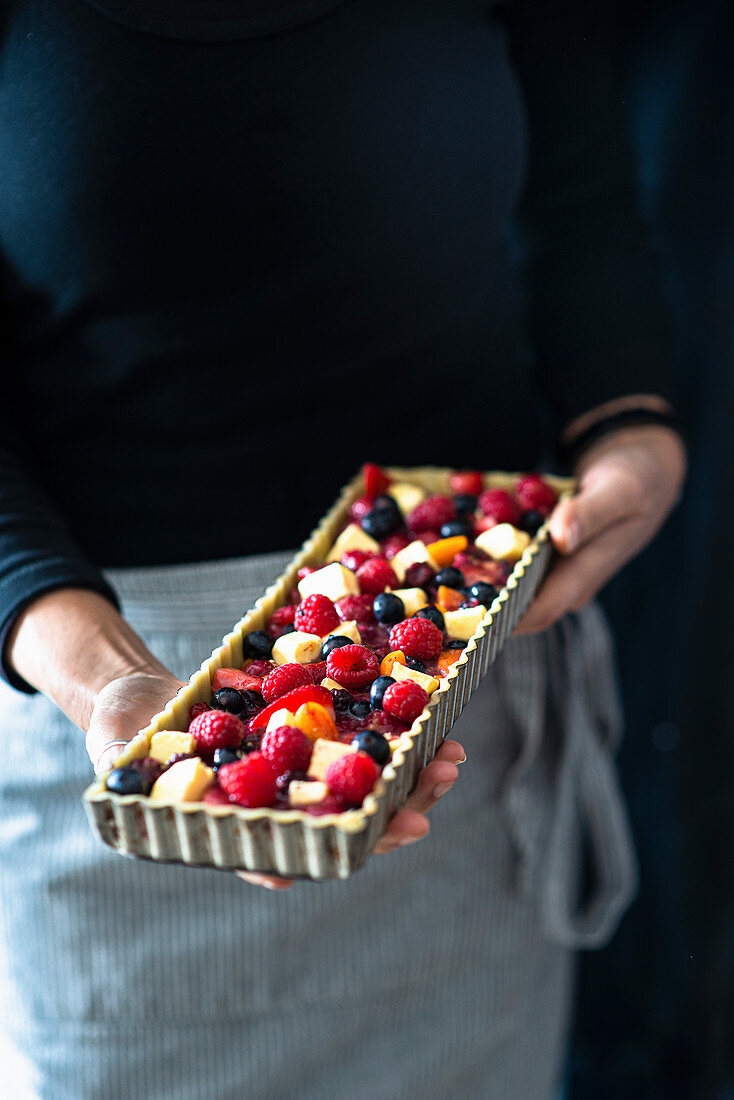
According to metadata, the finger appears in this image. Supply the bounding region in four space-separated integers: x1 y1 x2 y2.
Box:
549 462 644 556
516 515 650 634
373 809 430 855
433 739 466 766
88 734 130 775
402 760 460 815
236 871 295 890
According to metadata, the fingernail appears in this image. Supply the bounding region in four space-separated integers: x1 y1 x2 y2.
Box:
433 782 453 799
399 834 425 847
454 753 467 765
565 521 580 554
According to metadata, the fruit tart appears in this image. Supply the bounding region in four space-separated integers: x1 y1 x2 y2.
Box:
84 465 574 879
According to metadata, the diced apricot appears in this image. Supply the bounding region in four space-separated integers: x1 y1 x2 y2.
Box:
380 650 406 677
293 702 339 743
436 586 463 612
437 649 464 675
425 535 468 568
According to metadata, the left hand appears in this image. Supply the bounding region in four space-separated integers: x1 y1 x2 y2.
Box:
237 738 466 890
516 424 686 635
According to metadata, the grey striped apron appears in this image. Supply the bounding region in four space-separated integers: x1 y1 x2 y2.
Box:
0 551 636 1100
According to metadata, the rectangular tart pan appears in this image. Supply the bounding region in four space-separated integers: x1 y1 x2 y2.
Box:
83 466 575 880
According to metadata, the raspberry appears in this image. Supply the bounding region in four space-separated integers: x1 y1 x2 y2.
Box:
336 594 375 623
261 663 313 703
478 488 521 525
381 532 411 560
362 462 390 499
355 557 398 595
306 660 328 683
268 605 297 639
304 794 347 816
341 548 375 572
325 752 380 807
382 681 429 724
449 470 483 496
407 495 455 534
243 659 276 678
349 496 372 521
326 644 380 687
202 785 233 806
294 594 340 636
388 617 443 660
260 724 313 775
188 701 210 725
189 709 245 752
218 753 278 808
297 566 317 581
515 474 557 516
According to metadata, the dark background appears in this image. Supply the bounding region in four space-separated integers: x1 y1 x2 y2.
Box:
570 2 734 1097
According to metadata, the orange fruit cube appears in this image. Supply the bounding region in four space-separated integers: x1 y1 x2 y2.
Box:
425 535 468 568
437 649 464 675
380 650 406 677
436 585 463 612
293 702 339 744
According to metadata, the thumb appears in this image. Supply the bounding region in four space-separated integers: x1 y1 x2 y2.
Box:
549 461 642 555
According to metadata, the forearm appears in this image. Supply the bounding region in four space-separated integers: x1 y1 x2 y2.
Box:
6 588 168 731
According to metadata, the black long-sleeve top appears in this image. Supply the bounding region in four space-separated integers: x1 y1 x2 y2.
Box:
0 0 672 688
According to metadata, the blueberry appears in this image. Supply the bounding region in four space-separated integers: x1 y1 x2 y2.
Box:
239 688 266 718
440 519 472 539
519 509 544 535
241 734 261 754
322 634 354 659
332 689 355 712
212 746 241 771
275 769 309 793
413 605 445 632
446 639 466 650
212 687 243 714
435 567 464 589
454 493 478 516
372 592 405 625
373 494 403 521
106 766 145 796
370 675 395 709
242 630 273 659
351 729 391 767
362 508 399 540
469 582 498 605
349 699 372 719
405 657 426 673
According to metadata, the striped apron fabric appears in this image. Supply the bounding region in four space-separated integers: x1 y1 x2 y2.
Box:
0 551 637 1099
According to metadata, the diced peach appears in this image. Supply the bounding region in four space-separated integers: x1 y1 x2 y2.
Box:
294 702 339 744
436 585 463 612
425 535 468 568
437 649 464 675
380 650 406 677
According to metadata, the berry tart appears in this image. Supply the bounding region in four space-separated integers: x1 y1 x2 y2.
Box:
84 465 574 879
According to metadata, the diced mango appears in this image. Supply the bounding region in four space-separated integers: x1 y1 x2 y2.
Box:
325 523 380 564
474 523 530 563
325 619 361 644
149 758 214 803
386 482 426 515
149 731 196 764
288 780 329 807
390 540 440 583
390 661 440 695
425 535 468 568
298 562 360 602
265 707 297 733
386 587 429 617
308 738 355 781
443 605 488 642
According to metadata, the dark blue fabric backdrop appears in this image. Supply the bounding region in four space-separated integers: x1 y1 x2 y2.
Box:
570 2 734 1097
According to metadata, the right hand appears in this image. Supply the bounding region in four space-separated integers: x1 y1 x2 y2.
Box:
86 670 184 774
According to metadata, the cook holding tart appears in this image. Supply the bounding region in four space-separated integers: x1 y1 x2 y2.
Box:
0 1 684 1097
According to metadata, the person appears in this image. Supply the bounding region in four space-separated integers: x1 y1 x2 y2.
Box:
0 1 685 1097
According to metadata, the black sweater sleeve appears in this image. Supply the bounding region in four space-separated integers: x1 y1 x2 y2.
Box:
0 273 119 692
507 0 674 433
